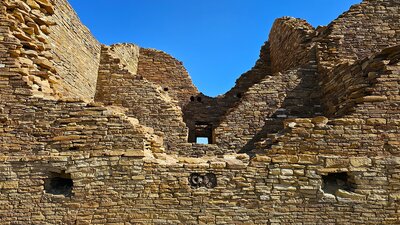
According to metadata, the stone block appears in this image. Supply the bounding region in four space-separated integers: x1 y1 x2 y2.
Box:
272 155 298 163
210 161 226 169
336 189 365 201
366 118 387 125
325 158 350 168
253 155 272 162
350 157 372 167
123 150 145 158
312 116 329 127
0 181 19 189
357 95 387 102
298 155 319 164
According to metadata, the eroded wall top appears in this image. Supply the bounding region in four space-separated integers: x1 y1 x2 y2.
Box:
269 17 316 74
1 0 101 101
317 0 400 71
137 48 199 107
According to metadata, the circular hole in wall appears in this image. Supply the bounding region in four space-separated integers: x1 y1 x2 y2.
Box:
163 87 169 92
190 96 195 101
189 173 217 189
197 97 202 102
189 173 202 188
204 173 217 188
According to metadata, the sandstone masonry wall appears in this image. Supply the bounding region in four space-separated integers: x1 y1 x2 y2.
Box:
0 137 398 224
182 42 272 148
95 45 189 153
0 0 399 224
214 62 322 153
269 17 316 74
108 43 140 75
48 0 101 100
2 0 59 99
320 45 400 117
0 0 30 100
2 0 101 101
316 0 400 72
137 48 198 107
212 20 322 153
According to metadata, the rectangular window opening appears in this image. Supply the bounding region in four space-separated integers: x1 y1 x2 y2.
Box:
189 121 214 144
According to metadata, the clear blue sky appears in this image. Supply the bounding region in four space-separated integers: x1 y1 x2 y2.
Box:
69 0 362 97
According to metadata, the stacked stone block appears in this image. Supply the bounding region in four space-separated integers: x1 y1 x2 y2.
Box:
137 48 199 107
0 0 399 224
95 45 189 153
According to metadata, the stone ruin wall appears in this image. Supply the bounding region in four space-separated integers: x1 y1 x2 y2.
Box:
137 48 199 107
47 0 101 100
214 17 323 153
182 41 273 153
2 0 101 101
107 44 140 75
320 45 400 118
94 45 189 153
0 0 399 224
269 17 316 74
316 0 400 72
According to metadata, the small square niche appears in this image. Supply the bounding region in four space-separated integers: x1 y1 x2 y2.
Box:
322 172 355 195
44 171 73 197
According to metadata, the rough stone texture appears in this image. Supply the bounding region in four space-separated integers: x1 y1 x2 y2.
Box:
182 18 322 153
269 17 316 74
320 45 400 117
48 0 101 100
137 48 199 107
108 43 139 75
316 0 400 72
0 0 399 224
95 45 188 153
183 42 273 150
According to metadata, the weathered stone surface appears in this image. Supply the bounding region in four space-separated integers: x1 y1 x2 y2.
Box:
325 158 350 168
0 0 399 224
26 0 40 9
350 157 372 167
336 189 366 201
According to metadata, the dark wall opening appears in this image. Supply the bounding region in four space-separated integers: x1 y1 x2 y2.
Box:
322 172 356 195
44 171 73 197
189 121 213 144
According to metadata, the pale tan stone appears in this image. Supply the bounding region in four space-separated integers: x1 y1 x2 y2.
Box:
350 157 372 167
366 118 387 125
336 189 365 201
325 158 350 168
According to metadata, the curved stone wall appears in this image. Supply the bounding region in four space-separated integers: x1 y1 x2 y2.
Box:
269 17 316 74
137 48 199 107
